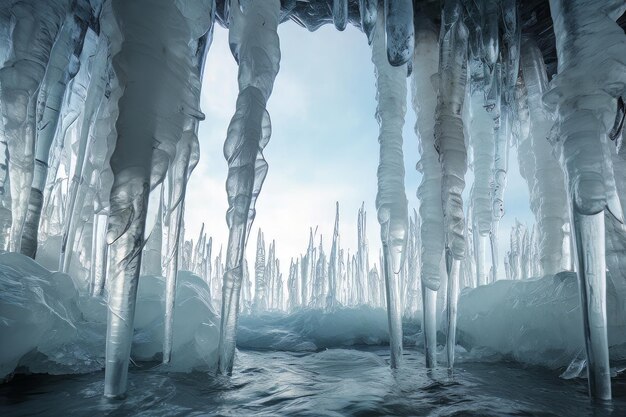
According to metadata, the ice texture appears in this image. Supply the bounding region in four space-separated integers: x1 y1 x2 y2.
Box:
371 6 408 368
218 0 281 375
544 0 626 400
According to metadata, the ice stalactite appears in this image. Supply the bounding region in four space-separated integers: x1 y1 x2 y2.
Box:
163 131 202 364
545 0 626 400
332 0 348 32
359 0 377 44
218 0 281 375
490 0 520 282
20 5 90 258
326 202 339 310
141 191 163 276
253 229 266 312
411 15 442 369
520 38 569 276
404 210 421 318
102 0 208 397
384 0 414 67
371 7 408 369
468 68 495 287
59 28 109 273
0 0 69 252
435 0 468 370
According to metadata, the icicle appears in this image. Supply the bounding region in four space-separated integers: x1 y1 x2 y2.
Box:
520 38 569 276
384 0 414 67
544 0 622 394
372 7 408 368
435 0 468 371
468 63 495 286
359 0 378 44
102 0 208 397
332 0 348 32
0 0 69 252
217 0 281 374
356 204 368 304
412 15 443 368
20 6 90 257
59 28 108 273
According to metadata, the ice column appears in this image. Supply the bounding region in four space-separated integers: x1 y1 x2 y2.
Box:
435 0 468 370
0 0 68 252
545 0 626 400
520 38 569 276
411 15 442 368
217 0 281 375
102 0 206 397
372 8 408 369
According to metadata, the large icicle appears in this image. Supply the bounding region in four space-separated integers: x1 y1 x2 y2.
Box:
217 0 281 375
545 0 626 401
384 0 414 67
371 7 408 369
411 15 442 368
468 65 495 287
101 0 207 397
435 0 468 370
20 4 90 257
0 0 69 252
520 38 569 276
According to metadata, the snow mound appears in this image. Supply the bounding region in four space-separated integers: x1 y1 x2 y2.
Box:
0 253 219 381
237 306 390 351
456 272 626 369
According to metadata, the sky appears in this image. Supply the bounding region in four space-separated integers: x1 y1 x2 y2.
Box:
184 22 534 277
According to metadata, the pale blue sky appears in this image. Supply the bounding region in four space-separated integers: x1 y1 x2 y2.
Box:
185 22 534 276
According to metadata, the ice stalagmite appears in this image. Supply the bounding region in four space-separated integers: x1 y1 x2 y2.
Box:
411 15 442 368
435 0 468 370
218 0 281 375
468 68 495 287
326 202 339 310
0 0 69 252
545 0 626 401
253 229 267 311
102 0 207 397
520 38 569 276
356 204 368 304
371 7 408 369
20 4 90 257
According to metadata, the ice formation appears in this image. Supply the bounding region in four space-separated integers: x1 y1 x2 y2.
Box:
1 0 626 405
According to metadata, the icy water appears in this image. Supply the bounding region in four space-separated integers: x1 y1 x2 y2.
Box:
1 348 625 416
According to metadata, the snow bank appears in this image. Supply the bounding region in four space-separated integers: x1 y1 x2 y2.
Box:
0 253 219 381
456 272 626 369
237 306 391 351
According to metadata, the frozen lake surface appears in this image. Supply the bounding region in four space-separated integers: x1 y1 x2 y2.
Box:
2 347 626 416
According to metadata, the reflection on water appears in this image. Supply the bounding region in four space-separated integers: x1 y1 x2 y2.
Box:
1 348 625 416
